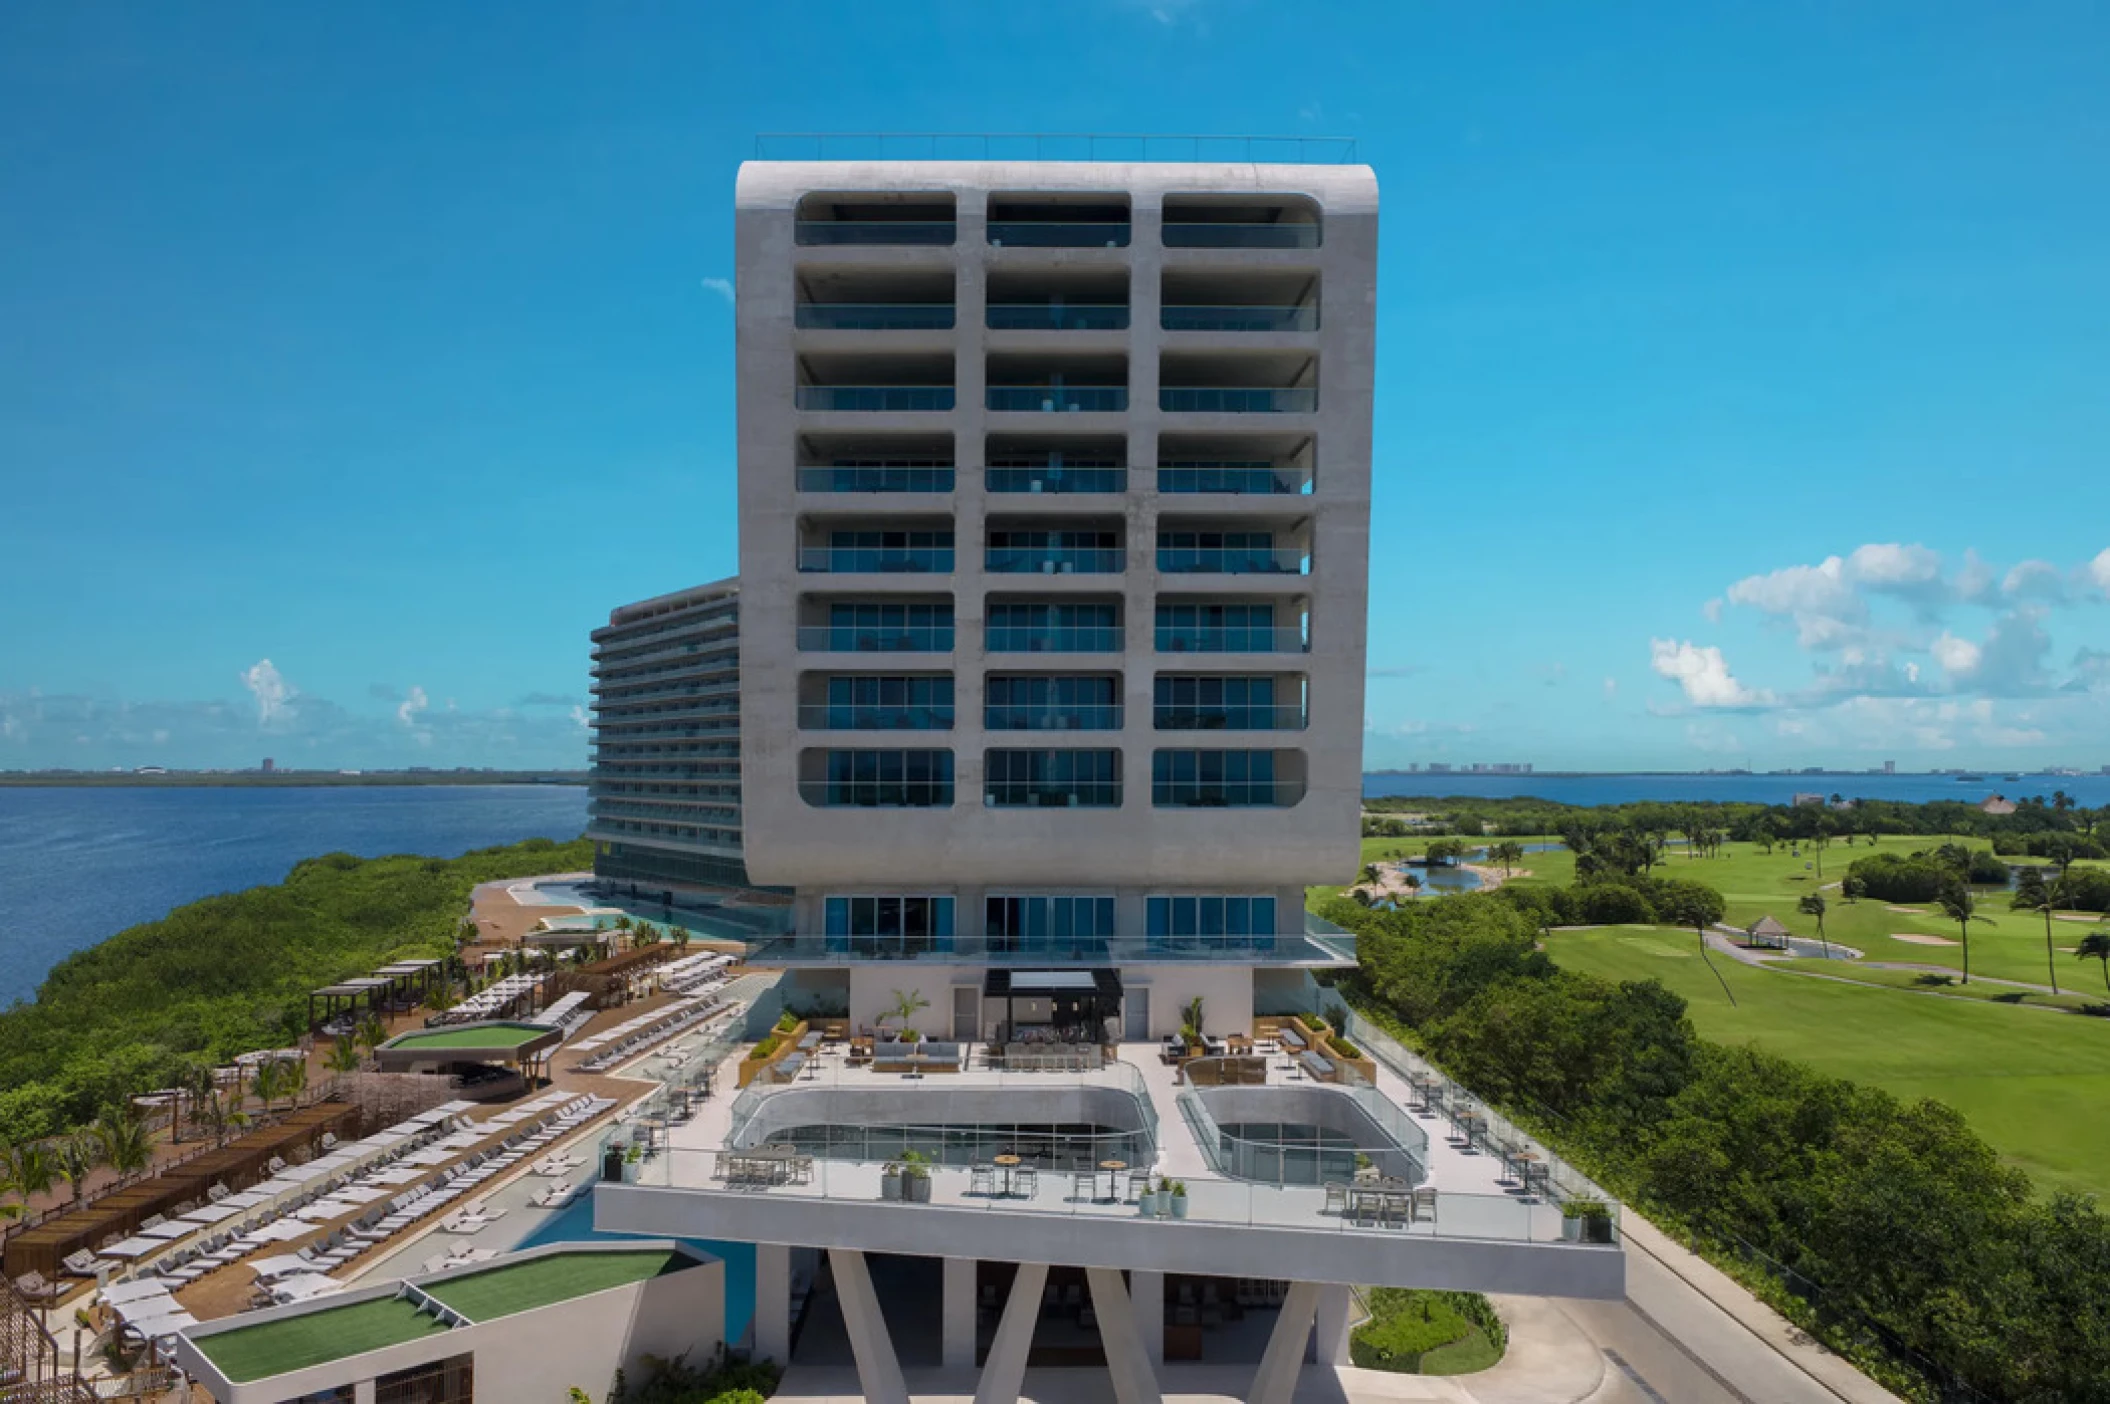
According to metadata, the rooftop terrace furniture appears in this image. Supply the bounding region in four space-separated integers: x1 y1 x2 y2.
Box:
1279 1028 1307 1052
1298 1050 1334 1083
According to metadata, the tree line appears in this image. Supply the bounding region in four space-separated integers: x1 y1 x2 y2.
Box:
1315 886 2110 1401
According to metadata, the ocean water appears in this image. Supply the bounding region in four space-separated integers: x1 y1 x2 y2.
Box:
1364 772 2110 808
0 784 589 1005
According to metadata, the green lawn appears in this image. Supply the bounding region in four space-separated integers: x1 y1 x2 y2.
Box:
1770 959 2109 1013
421 1250 684 1320
199 1297 451 1382
1504 835 2110 991
1543 924 2110 1198
385 1022 548 1051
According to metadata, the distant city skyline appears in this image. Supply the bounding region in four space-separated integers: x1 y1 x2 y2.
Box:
2 5 2106 772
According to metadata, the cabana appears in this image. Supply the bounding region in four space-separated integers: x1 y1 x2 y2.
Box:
374 1022 563 1084
1745 915 1791 950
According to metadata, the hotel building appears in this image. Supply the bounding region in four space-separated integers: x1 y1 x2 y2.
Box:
589 158 1623 1404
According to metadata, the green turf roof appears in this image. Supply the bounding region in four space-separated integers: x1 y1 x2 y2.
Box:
421 1250 686 1320
197 1297 451 1383
384 1023 548 1051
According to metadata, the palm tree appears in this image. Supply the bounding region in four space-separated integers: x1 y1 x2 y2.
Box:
55 1133 98 1208
879 988 931 1039
1401 873 1423 898
326 1037 363 1089
0 1141 58 1221
2011 866 2064 995
356 1014 390 1060
1359 863 1383 889
1797 893 1832 959
177 1063 219 1144
1935 880 1986 984
249 1060 286 1115
282 1058 309 1109
2074 932 2110 996
90 1108 153 1183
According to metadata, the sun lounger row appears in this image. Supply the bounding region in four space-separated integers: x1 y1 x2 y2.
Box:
573 999 736 1072
657 952 734 995
433 973 542 1024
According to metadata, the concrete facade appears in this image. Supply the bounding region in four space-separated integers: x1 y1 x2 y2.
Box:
733 160 1376 916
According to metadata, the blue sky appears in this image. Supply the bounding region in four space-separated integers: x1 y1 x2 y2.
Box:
3 2 2107 773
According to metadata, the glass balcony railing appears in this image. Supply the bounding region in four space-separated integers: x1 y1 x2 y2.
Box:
1156 465 1309 495
1154 704 1307 731
1161 305 1318 332
1160 387 1317 414
986 626 1125 653
986 304 1130 331
741 931 1345 965
797 466 955 493
1155 627 1309 654
796 626 955 653
795 304 956 330
986 467 1128 494
987 386 1128 413
798 705 955 731
983 705 1124 731
796 221 956 246
1163 223 1321 249
799 780 955 808
1152 780 1306 808
984 781 1123 808
987 221 1132 248
797 386 956 413
797 547 955 574
986 547 1125 574
1156 547 1308 575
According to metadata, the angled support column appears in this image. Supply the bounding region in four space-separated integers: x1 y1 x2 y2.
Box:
973 1262 1048 1404
943 1255 978 1369
1247 1280 1321 1404
1086 1267 1163 1404
829 1247 908 1404
1313 1283 1352 1365
1131 1269 1165 1365
753 1243 791 1367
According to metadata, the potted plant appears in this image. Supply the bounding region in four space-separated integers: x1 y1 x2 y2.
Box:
621 1142 644 1185
1169 1181 1189 1219
880 1161 902 1202
900 1150 933 1203
1561 1198 1614 1244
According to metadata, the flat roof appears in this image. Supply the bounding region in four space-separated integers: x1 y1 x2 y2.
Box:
421 1249 685 1320
196 1297 449 1383
383 1023 550 1052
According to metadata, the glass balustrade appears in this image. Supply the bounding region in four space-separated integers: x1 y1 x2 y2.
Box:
1153 704 1306 731
796 386 956 412
796 221 956 246
1155 547 1308 575
797 466 955 493
1153 627 1308 654
985 547 1125 574
797 547 955 573
985 626 1125 653
1159 387 1317 413
986 467 1128 494
796 626 955 653
986 386 1128 412
799 779 954 807
987 221 1133 247
1162 223 1321 249
983 705 1124 731
986 304 1130 331
1156 465 1308 495
983 781 1123 808
795 304 956 330
1151 779 1306 808
1160 305 1318 332
797 704 955 731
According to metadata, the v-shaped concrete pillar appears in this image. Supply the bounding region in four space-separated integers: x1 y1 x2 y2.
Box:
829 1247 908 1404
972 1262 1048 1404
1086 1267 1163 1404
1246 1280 1321 1404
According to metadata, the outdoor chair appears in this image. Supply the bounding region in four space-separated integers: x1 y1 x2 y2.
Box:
1072 1170 1095 1201
971 1164 995 1197
1411 1187 1438 1224
1323 1182 1348 1215
1015 1166 1038 1197
62 1250 101 1277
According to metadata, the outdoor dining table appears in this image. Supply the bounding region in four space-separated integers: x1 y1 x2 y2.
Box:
723 1145 796 1186
1098 1159 1128 1203
1453 1109 1488 1144
1346 1180 1414 1224
993 1154 1022 1196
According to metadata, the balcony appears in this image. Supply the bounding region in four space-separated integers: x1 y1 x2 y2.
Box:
796 304 956 331
985 536 1124 574
987 385 1127 413
797 625 955 653
1155 545 1308 575
741 932 1348 965
797 465 955 493
987 466 1127 494
1156 464 1307 495
797 386 956 413
1161 305 1317 332
1154 703 1306 731
1155 626 1308 654
795 193 956 246
986 625 1124 653
1160 386 1315 414
798 547 954 575
1152 778 1306 808
986 304 1130 331
798 704 956 731
799 778 956 807
984 778 1123 808
988 194 1131 248
984 704 1124 732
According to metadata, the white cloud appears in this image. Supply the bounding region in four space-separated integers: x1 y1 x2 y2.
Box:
2090 548 2110 596
1649 639 1776 708
1602 677 1619 697
1725 555 1858 625
239 659 294 727
699 277 734 306
1931 632 1982 677
2001 559 2066 602
1701 598 1724 623
1847 542 1943 592
396 685 429 727
569 705 590 731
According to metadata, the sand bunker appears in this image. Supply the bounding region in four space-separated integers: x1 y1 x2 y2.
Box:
1884 905 1927 915
1890 931 1960 946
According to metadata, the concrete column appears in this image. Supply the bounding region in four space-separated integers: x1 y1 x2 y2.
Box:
1246 1280 1320 1404
1131 1269 1165 1364
1085 1267 1162 1404
353 1381 376 1404
943 1255 978 1369
753 1242 792 1366
1313 1283 1353 1365
973 1262 1048 1404
829 1247 909 1404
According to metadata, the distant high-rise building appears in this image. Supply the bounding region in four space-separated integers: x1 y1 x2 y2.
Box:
1883 760 1895 774
261 757 274 773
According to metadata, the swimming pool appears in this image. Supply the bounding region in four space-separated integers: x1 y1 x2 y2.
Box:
510 1192 756 1344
